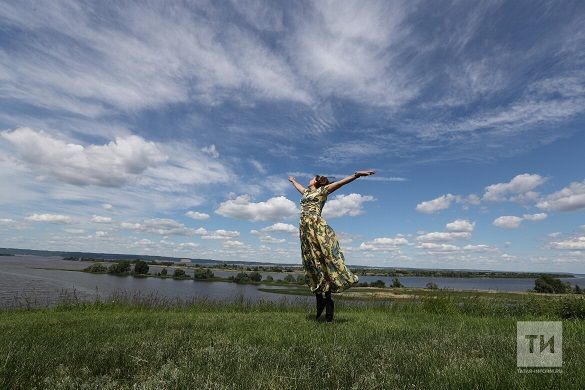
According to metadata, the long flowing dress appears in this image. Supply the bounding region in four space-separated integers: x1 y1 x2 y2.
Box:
299 185 359 294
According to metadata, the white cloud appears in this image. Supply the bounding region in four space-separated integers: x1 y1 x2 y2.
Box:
415 194 459 214
201 145 219 158
0 2 311 116
292 0 420 107
493 216 523 229
250 159 267 174
102 203 113 210
416 231 472 242
25 213 72 224
522 213 547 221
95 231 109 238
359 236 409 252
185 211 210 221
483 173 546 202
1 128 168 187
417 242 459 252
91 215 112 223
64 228 84 234
259 235 286 244
445 219 475 232
118 218 206 236
215 195 298 221
260 223 298 234
537 180 585 212
551 236 585 250
492 213 547 229
201 229 240 240
322 193 375 218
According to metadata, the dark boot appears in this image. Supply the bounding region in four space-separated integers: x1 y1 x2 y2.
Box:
315 293 325 320
325 291 334 322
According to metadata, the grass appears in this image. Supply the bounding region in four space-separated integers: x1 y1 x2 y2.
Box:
1 293 584 389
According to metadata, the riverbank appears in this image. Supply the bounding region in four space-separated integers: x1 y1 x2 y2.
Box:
1 294 584 389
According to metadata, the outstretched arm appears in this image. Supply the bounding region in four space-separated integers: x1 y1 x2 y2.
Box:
288 176 306 195
325 170 375 194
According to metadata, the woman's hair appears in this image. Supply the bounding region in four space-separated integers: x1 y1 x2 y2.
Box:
314 175 334 188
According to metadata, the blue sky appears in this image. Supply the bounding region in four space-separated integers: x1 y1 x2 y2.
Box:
1 1 585 272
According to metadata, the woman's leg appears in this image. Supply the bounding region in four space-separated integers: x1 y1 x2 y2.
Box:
315 292 325 319
325 290 334 322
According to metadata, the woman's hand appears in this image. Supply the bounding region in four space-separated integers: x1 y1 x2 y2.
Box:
354 170 376 177
288 175 296 183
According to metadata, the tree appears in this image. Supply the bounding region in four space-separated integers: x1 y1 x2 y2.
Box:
194 268 214 279
160 268 168 276
284 275 296 283
108 261 131 274
391 277 403 288
234 272 250 283
370 279 385 288
534 275 571 294
425 282 438 290
84 263 107 273
173 269 187 279
133 260 149 275
265 275 274 282
249 271 262 282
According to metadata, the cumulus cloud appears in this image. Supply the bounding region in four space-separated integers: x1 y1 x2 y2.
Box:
359 236 409 252
102 203 114 210
118 218 206 236
259 235 287 244
185 211 210 221
200 229 240 240
493 216 523 229
483 173 546 202
25 213 72 224
417 242 459 252
1 128 168 187
416 231 472 242
537 180 585 212
260 223 298 234
492 213 547 229
322 193 375 218
91 215 112 223
446 219 475 232
415 194 459 214
550 236 585 250
215 195 298 221
522 213 547 221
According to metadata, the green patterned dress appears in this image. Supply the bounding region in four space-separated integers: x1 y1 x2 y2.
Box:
299 185 359 294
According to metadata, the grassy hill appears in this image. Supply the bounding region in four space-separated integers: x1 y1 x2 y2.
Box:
1 293 584 389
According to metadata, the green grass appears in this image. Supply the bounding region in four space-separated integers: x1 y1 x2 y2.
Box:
1 295 584 389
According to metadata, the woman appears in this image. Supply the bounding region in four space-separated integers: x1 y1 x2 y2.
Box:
288 170 375 322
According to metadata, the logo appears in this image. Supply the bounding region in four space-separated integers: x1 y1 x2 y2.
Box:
517 321 562 372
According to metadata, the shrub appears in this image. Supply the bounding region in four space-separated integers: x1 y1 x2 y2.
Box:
108 261 131 274
133 260 149 275
160 268 168 276
534 275 571 294
425 282 438 290
194 269 214 279
265 275 274 281
284 275 296 283
234 272 250 283
391 277 403 288
173 269 187 279
84 263 107 273
249 271 262 282
370 280 386 288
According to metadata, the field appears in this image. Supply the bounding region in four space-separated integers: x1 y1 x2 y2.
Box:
1 291 584 389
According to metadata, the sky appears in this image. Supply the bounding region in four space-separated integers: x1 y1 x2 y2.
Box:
1 0 585 272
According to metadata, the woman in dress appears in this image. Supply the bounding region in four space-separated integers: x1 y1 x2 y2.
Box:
288 170 375 322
